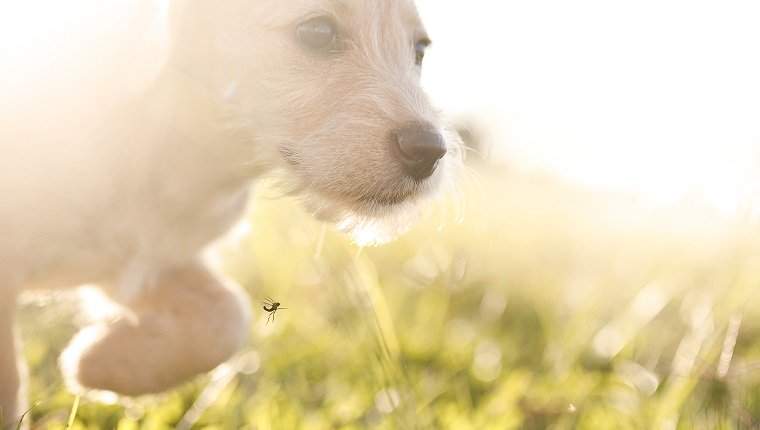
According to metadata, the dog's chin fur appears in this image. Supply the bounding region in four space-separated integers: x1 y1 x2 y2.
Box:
305 190 428 246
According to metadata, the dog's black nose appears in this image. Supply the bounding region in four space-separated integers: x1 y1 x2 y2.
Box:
395 126 447 180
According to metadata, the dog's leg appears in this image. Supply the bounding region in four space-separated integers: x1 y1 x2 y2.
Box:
0 287 26 429
59 261 250 395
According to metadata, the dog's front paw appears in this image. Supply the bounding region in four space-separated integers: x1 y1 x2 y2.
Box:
60 277 250 396
59 316 201 396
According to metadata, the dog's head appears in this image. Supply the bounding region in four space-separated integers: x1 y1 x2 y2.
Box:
169 0 462 244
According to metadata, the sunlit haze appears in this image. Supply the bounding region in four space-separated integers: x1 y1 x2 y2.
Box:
2 1 758 217
0 2 169 108
417 0 760 216
4 2 760 427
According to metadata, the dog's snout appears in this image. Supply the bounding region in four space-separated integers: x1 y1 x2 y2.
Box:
394 126 447 180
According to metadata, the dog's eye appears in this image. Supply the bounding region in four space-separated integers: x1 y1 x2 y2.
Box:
414 39 431 67
296 16 336 50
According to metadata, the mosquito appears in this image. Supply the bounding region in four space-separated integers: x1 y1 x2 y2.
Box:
261 296 287 324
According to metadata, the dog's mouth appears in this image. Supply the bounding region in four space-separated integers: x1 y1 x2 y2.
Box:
275 128 460 245
293 169 446 246
308 184 422 218
278 148 430 207
353 185 421 207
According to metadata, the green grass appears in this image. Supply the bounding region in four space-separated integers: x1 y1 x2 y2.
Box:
15 165 760 429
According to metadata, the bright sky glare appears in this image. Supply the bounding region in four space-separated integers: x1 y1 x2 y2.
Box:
416 0 760 215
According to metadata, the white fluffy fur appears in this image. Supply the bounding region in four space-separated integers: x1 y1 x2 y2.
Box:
0 0 460 425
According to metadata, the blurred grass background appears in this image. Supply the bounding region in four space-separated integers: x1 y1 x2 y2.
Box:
16 160 760 429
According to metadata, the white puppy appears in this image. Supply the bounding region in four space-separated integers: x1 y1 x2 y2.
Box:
0 0 460 425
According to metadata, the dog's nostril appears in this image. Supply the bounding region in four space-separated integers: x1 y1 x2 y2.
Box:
395 127 447 180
